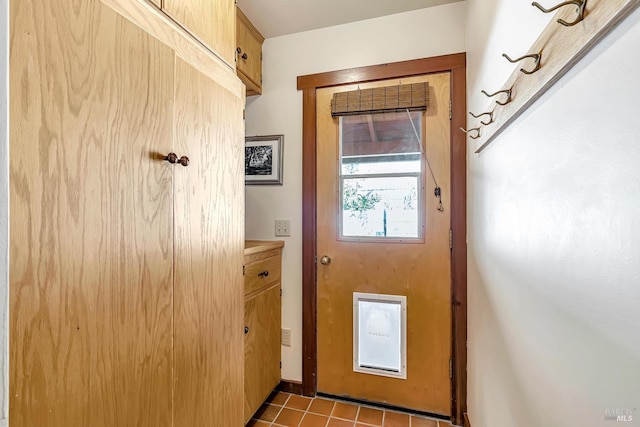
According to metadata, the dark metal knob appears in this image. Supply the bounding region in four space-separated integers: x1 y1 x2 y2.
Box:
165 152 178 164
236 47 242 54
258 271 269 277
241 53 248 60
244 326 249 334
178 156 190 167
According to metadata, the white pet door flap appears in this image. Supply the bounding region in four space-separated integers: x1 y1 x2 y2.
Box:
353 292 407 379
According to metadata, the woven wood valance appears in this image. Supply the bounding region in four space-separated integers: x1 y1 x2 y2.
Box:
331 83 428 117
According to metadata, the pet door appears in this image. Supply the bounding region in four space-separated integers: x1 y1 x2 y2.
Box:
353 292 407 379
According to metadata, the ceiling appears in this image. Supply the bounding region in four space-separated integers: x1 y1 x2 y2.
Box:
236 0 464 39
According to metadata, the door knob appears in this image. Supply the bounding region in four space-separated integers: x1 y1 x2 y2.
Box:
165 153 189 166
320 255 332 265
165 152 178 164
177 156 190 167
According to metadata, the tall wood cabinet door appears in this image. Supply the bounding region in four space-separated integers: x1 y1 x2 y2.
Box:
163 0 236 66
173 57 245 427
244 284 282 423
9 1 175 426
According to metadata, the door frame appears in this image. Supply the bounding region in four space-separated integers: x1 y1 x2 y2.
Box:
297 53 467 425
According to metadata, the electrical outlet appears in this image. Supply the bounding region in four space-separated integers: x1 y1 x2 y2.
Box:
275 219 291 237
281 328 292 347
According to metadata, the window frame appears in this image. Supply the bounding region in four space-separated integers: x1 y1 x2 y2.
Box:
337 112 427 243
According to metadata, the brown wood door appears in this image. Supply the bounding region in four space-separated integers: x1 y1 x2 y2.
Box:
316 73 452 415
9 1 175 425
173 57 245 427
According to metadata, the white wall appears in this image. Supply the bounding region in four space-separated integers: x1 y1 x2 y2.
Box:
1 0 8 424
466 2 640 426
244 2 467 381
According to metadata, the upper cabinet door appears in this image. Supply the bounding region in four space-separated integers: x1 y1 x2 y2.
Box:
163 0 236 66
236 7 264 95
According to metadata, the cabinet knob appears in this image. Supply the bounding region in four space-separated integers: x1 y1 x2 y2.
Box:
244 326 249 334
258 270 269 277
177 156 190 167
241 53 248 60
165 152 178 164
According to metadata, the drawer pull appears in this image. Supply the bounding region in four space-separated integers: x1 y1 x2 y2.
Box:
257 271 269 278
244 326 249 334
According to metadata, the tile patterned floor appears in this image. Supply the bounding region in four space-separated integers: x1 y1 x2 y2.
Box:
246 391 452 427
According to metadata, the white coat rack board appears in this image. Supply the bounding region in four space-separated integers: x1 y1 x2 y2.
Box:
469 0 640 153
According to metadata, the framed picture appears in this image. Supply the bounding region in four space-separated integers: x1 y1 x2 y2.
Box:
245 135 284 185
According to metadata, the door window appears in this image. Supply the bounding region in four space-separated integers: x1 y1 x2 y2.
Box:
339 111 424 240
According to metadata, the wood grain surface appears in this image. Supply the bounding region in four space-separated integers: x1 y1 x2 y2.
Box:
316 73 452 415
236 7 264 95
100 0 243 95
10 0 175 425
163 0 236 67
472 0 640 152
244 255 281 296
172 57 245 427
244 240 285 257
244 283 282 422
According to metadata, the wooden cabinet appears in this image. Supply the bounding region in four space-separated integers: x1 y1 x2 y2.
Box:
236 7 265 96
244 241 284 423
9 1 244 426
163 0 236 66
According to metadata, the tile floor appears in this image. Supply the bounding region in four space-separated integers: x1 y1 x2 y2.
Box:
246 391 451 427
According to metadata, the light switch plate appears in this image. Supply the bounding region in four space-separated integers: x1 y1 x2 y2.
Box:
281 328 292 347
275 219 290 237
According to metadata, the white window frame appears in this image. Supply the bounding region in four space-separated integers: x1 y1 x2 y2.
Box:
338 113 426 243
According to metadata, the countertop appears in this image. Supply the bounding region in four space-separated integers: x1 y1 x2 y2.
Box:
244 240 285 256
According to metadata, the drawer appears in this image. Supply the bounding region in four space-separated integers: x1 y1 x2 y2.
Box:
245 255 281 295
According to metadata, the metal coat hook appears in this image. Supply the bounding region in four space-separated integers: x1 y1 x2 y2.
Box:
532 0 587 27
481 88 512 106
469 110 494 126
460 127 481 140
502 52 542 75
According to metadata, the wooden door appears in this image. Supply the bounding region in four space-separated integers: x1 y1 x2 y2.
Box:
173 57 245 427
9 1 175 426
163 0 236 66
316 73 452 415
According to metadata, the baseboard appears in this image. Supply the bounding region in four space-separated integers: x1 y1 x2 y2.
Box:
464 412 471 427
278 380 303 395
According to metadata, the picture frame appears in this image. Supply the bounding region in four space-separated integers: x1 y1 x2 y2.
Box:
245 135 284 185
